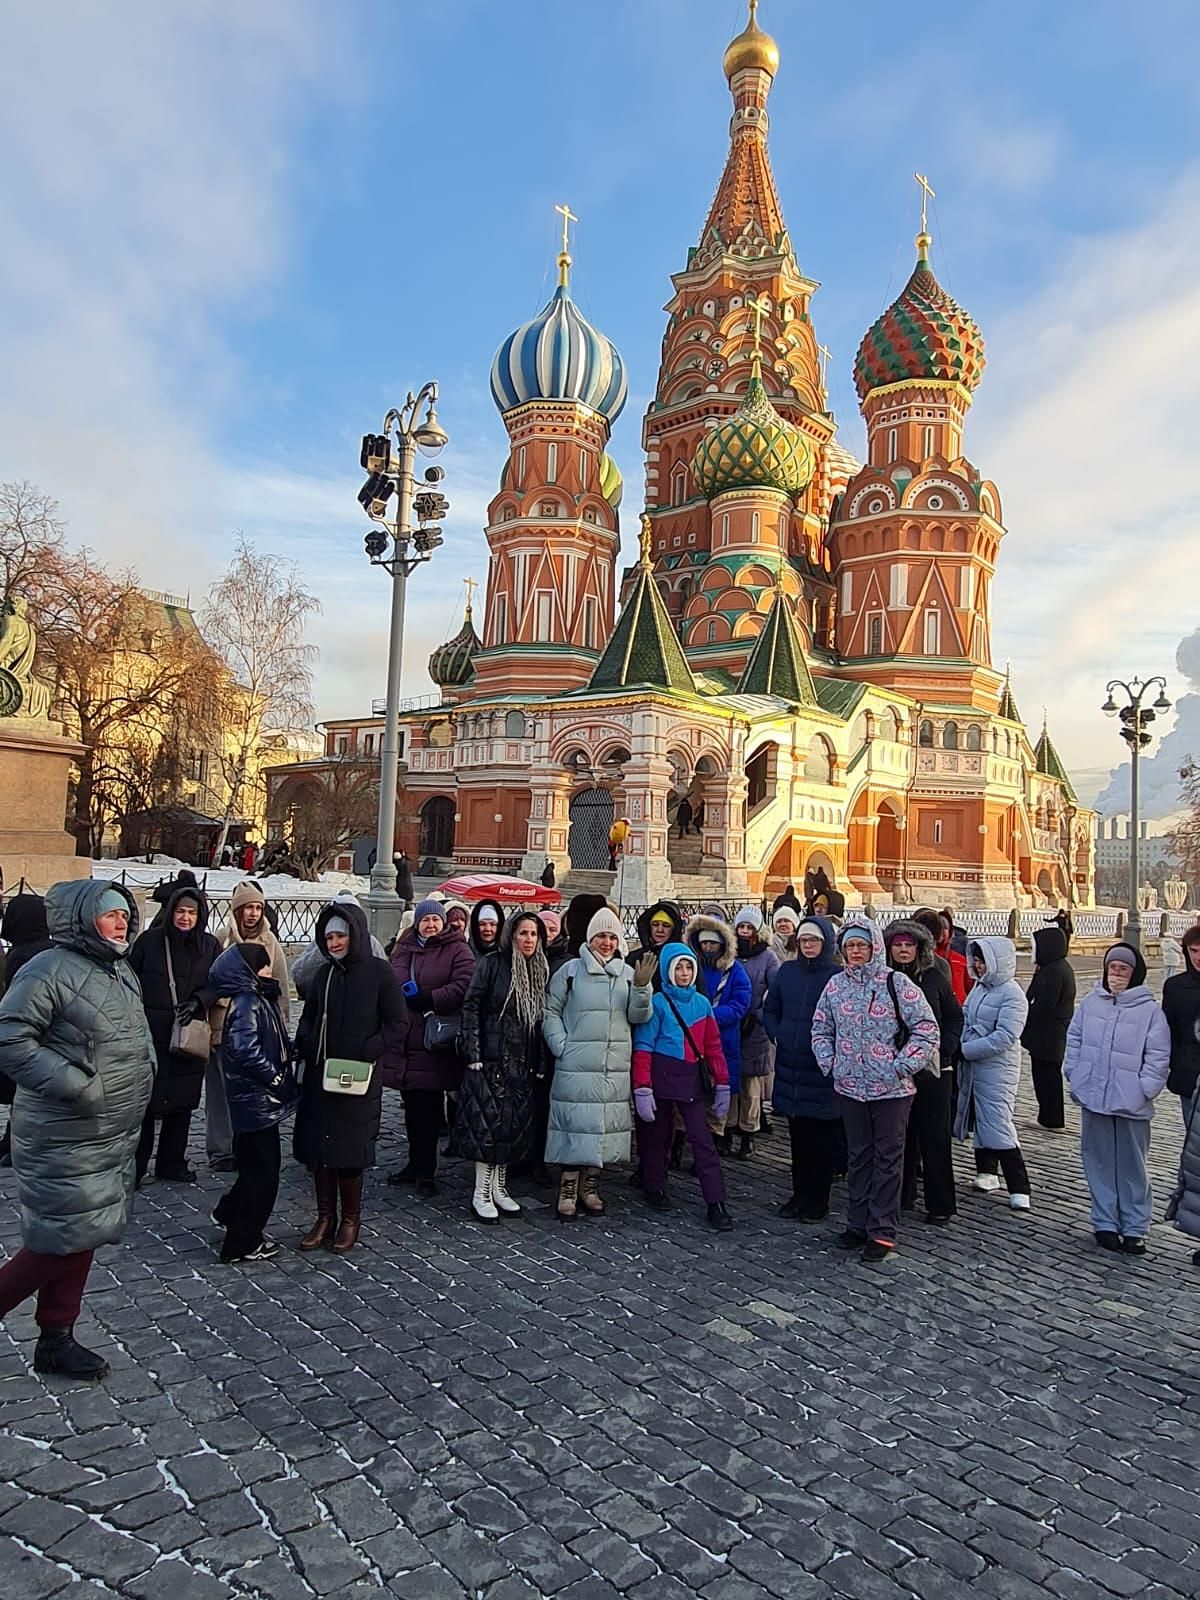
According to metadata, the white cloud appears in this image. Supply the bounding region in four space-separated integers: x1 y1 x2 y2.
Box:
0 1 352 579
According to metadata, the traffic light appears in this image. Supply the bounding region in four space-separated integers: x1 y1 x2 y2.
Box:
360 433 392 473
357 472 395 518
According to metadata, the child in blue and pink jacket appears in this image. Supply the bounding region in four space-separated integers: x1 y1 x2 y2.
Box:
633 944 732 1232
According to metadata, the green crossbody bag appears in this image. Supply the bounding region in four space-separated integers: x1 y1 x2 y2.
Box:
318 970 373 1097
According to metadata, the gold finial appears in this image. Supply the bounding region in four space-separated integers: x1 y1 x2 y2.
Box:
748 294 767 380
914 172 935 259
463 576 478 621
555 202 578 288
723 0 779 81
773 567 786 599
817 342 833 393
638 512 654 566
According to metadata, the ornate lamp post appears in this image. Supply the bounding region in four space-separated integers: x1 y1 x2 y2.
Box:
357 385 449 941
1101 674 1171 947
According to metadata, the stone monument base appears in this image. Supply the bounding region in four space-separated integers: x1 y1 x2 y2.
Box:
0 718 90 894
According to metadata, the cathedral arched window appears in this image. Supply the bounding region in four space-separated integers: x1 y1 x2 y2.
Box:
923 425 935 458
942 721 959 750
887 429 898 463
671 463 689 506
505 711 527 738
751 511 760 542
918 720 934 747
965 724 982 751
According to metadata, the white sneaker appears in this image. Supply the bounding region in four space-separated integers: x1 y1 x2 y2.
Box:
1009 1194 1032 1212
971 1174 1001 1193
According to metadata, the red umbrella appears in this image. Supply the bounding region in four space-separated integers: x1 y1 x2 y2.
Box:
438 872 560 907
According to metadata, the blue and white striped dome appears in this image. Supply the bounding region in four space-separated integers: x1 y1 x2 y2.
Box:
490 285 627 422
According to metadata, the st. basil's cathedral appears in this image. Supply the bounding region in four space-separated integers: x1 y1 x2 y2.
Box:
392 2 1095 910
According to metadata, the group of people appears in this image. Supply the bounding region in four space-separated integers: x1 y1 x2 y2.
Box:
1 869 1200 1380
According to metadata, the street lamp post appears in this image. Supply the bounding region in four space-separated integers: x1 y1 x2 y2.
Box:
1101 674 1171 948
357 384 449 942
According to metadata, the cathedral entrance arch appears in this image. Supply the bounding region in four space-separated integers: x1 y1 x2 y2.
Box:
568 787 615 871
419 796 456 859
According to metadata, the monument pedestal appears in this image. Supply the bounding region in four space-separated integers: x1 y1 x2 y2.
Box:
0 719 90 893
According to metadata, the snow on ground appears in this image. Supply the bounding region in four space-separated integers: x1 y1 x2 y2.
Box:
91 856 371 900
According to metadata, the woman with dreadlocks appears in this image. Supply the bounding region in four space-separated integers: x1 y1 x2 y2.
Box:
451 910 551 1224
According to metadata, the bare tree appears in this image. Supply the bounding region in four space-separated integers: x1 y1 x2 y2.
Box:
1171 758 1200 890
200 536 320 862
0 481 64 620
287 762 379 880
33 548 225 855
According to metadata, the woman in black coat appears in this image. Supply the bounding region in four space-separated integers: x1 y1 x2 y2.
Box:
884 919 963 1224
0 893 54 1168
128 886 221 1184
1163 925 1200 1124
451 911 550 1223
293 901 403 1254
1020 925 1076 1130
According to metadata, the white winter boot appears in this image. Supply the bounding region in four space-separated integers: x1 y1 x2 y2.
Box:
492 1165 522 1216
471 1162 498 1223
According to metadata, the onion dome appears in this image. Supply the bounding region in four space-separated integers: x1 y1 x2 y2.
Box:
723 0 779 80
854 234 986 401
428 607 481 690
490 283 627 422
692 365 813 499
598 451 623 508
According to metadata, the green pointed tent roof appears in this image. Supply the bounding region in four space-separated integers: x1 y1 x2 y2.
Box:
998 667 1020 722
736 586 817 705
588 520 696 694
1034 722 1077 803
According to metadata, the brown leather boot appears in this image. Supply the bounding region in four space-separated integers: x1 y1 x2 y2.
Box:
299 1167 338 1251
331 1174 362 1253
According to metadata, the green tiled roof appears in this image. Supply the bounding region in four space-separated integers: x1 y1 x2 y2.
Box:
813 676 867 718
588 562 696 694
736 591 817 705
998 679 1021 722
1034 725 1077 803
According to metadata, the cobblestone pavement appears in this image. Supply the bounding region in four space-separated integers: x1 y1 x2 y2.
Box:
2 1072 1199 1600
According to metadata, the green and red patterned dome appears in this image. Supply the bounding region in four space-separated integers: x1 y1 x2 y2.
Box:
428 608 481 689
854 234 986 402
692 367 814 499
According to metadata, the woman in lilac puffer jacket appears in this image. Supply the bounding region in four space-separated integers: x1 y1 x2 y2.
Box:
1064 943 1170 1255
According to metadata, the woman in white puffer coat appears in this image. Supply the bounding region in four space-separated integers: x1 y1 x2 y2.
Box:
542 910 655 1221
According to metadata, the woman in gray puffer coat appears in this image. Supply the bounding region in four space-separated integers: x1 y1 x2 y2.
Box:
1067 944 1170 1254
954 937 1031 1210
0 881 155 1379
543 909 655 1220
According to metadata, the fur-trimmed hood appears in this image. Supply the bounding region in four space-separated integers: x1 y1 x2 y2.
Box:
685 913 737 971
883 918 936 973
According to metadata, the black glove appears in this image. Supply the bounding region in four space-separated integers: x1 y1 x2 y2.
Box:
176 997 204 1022
412 988 434 1014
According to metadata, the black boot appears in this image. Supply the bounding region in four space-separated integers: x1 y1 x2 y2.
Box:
0 1120 11 1168
706 1202 733 1232
758 1114 773 1137
33 1327 110 1380
735 1131 754 1161
716 1132 734 1158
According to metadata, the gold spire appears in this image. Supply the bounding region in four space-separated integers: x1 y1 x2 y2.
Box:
638 511 654 567
463 576 477 621
723 0 779 81
554 201 578 288
914 172 935 260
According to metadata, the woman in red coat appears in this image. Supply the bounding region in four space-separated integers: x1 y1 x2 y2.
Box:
381 899 475 1196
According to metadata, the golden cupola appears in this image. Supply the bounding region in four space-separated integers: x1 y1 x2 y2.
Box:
723 0 780 80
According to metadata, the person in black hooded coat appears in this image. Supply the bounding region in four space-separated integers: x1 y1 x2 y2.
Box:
293 900 404 1254
884 919 963 1223
452 911 550 1222
625 900 684 993
128 886 221 1183
1162 925 1200 1123
0 893 54 1166
1021 925 1076 1130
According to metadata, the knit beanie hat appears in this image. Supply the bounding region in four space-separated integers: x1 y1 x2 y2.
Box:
733 906 763 932
537 909 562 939
701 902 726 921
325 915 350 938
232 880 265 911
772 906 798 929
476 902 501 926
796 921 824 942
1105 944 1138 970
587 908 624 943
413 898 446 926
96 886 128 915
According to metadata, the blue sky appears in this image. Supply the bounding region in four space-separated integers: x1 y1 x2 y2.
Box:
2 0 1199 811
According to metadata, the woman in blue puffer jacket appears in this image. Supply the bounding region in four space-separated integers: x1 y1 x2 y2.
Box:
955 937 1031 1211
685 913 751 1152
1065 943 1169 1255
210 943 296 1264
